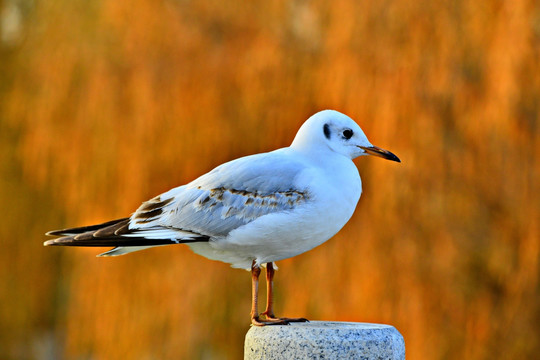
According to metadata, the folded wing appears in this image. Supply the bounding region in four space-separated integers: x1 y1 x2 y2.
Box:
45 149 311 256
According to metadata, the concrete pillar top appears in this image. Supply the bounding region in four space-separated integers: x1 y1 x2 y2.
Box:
244 321 405 359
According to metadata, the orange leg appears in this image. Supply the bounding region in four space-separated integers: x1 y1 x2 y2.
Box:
259 262 309 324
250 262 261 323
251 261 288 326
261 262 277 319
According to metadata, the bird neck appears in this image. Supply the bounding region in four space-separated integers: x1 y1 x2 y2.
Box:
288 143 352 173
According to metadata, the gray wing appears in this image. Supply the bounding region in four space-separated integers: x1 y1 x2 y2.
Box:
130 149 311 238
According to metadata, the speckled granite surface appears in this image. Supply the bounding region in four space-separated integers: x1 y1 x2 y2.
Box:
244 321 405 360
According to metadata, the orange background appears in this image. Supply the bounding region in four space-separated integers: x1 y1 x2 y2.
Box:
1 1 538 359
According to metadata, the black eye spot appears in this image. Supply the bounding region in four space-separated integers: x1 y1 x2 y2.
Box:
342 129 353 140
323 123 331 139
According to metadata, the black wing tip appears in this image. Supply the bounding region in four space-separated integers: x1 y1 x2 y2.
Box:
43 234 210 248
44 218 211 248
45 230 65 237
45 218 131 237
43 238 70 246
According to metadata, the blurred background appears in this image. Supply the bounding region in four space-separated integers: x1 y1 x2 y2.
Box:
1 0 539 359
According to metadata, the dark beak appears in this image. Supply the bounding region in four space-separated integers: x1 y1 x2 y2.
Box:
359 145 401 163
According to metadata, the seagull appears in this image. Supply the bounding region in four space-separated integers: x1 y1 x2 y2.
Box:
44 110 400 326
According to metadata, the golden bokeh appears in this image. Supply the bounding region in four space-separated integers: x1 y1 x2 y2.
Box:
1 0 538 359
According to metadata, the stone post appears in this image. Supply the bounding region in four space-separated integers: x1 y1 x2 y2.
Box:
244 321 405 359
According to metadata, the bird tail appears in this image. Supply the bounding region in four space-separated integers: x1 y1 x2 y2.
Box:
44 218 209 256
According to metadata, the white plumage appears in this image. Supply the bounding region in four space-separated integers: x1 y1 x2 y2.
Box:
46 110 400 268
45 110 400 325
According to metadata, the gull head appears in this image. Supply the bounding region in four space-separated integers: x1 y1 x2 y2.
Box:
291 110 401 162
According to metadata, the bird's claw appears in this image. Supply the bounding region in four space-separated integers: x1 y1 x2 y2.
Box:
277 317 309 323
251 316 289 326
252 314 309 326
